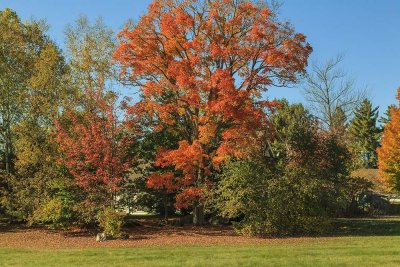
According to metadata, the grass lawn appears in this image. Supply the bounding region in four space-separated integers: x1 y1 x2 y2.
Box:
1 237 400 267
1 218 400 266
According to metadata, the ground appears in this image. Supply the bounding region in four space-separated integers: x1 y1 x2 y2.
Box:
1 217 400 266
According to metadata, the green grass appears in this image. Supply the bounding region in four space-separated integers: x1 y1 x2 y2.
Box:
1 238 400 267
333 217 400 236
1 218 400 266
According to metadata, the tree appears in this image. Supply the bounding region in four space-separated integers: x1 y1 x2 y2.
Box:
4 120 69 221
303 55 365 131
114 0 312 224
0 9 70 221
214 100 351 236
348 99 380 168
331 106 347 134
377 88 400 191
55 16 132 222
379 104 395 131
0 9 67 174
55 92 131 211
64 16 117 97
0 8 28 174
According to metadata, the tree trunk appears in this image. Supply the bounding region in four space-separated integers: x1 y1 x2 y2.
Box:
193 160 205 225
193 204 204 225
4 123 12 174
163 194 168 222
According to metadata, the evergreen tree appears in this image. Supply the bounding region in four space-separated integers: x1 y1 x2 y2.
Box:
348 99 380 168
379 105 395 131
331 106 348 134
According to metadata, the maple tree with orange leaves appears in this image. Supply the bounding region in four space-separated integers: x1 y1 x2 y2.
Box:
114 0 312 224
378 88 400 191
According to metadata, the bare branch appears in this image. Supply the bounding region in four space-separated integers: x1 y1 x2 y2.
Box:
302 55 365 130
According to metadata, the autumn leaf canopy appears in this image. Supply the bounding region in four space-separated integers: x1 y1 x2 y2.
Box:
114 0 312 208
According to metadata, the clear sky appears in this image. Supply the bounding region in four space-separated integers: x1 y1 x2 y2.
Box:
1 0 399 114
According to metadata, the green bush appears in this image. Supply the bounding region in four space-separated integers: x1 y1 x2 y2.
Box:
215 161 334 237
213 101 351 237
30 198 74 228
358 192 390 215
98 208 125 238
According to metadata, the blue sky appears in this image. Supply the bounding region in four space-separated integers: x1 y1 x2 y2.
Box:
1 0 399 114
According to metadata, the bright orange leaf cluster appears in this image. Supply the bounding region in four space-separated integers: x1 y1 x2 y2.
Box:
378 88 400 190
114 0 312 208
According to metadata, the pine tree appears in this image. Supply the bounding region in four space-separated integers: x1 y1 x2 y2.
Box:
379 105 395 130
331 106 347 134
348 99 380 168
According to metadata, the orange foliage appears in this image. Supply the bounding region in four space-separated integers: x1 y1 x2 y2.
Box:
147 172 178 192
378 88 400 191
114 0 312 208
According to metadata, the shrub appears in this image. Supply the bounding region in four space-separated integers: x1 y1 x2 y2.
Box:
215 161 334 237
358 192 390 215
98 208 125 238
30 198 74 228
3 175 77 227
213 101 352 237
344 176 374 216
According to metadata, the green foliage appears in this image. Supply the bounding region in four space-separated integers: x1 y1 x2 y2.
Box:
65 15 116 93
214 100 352 237
0 8 68 175
379 104 395 130
76 204 103 226
119 163 175 217
348 99 380 168
343 176 374 215
29 178 78 228
2 121 70 222
331 106 348 134
215 161 331 237
118 127 181 216
0 9 72 224
0 8 388 237
10 174 78 227
30 198 73 228
98 208 125 238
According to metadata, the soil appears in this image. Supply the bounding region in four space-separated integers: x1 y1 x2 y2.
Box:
0 219 331 249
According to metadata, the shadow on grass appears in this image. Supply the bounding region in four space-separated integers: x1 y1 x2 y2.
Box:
330 217 400 237
0 217 26 233
3 213 400 239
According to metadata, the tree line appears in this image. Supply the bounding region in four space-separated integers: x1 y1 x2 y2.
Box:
0 1 398 238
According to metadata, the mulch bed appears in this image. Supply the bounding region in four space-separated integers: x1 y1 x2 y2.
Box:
0 219 336 249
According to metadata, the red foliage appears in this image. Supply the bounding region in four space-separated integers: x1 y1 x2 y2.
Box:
146 172 177 192
54 90 132 194
114 0 312 208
